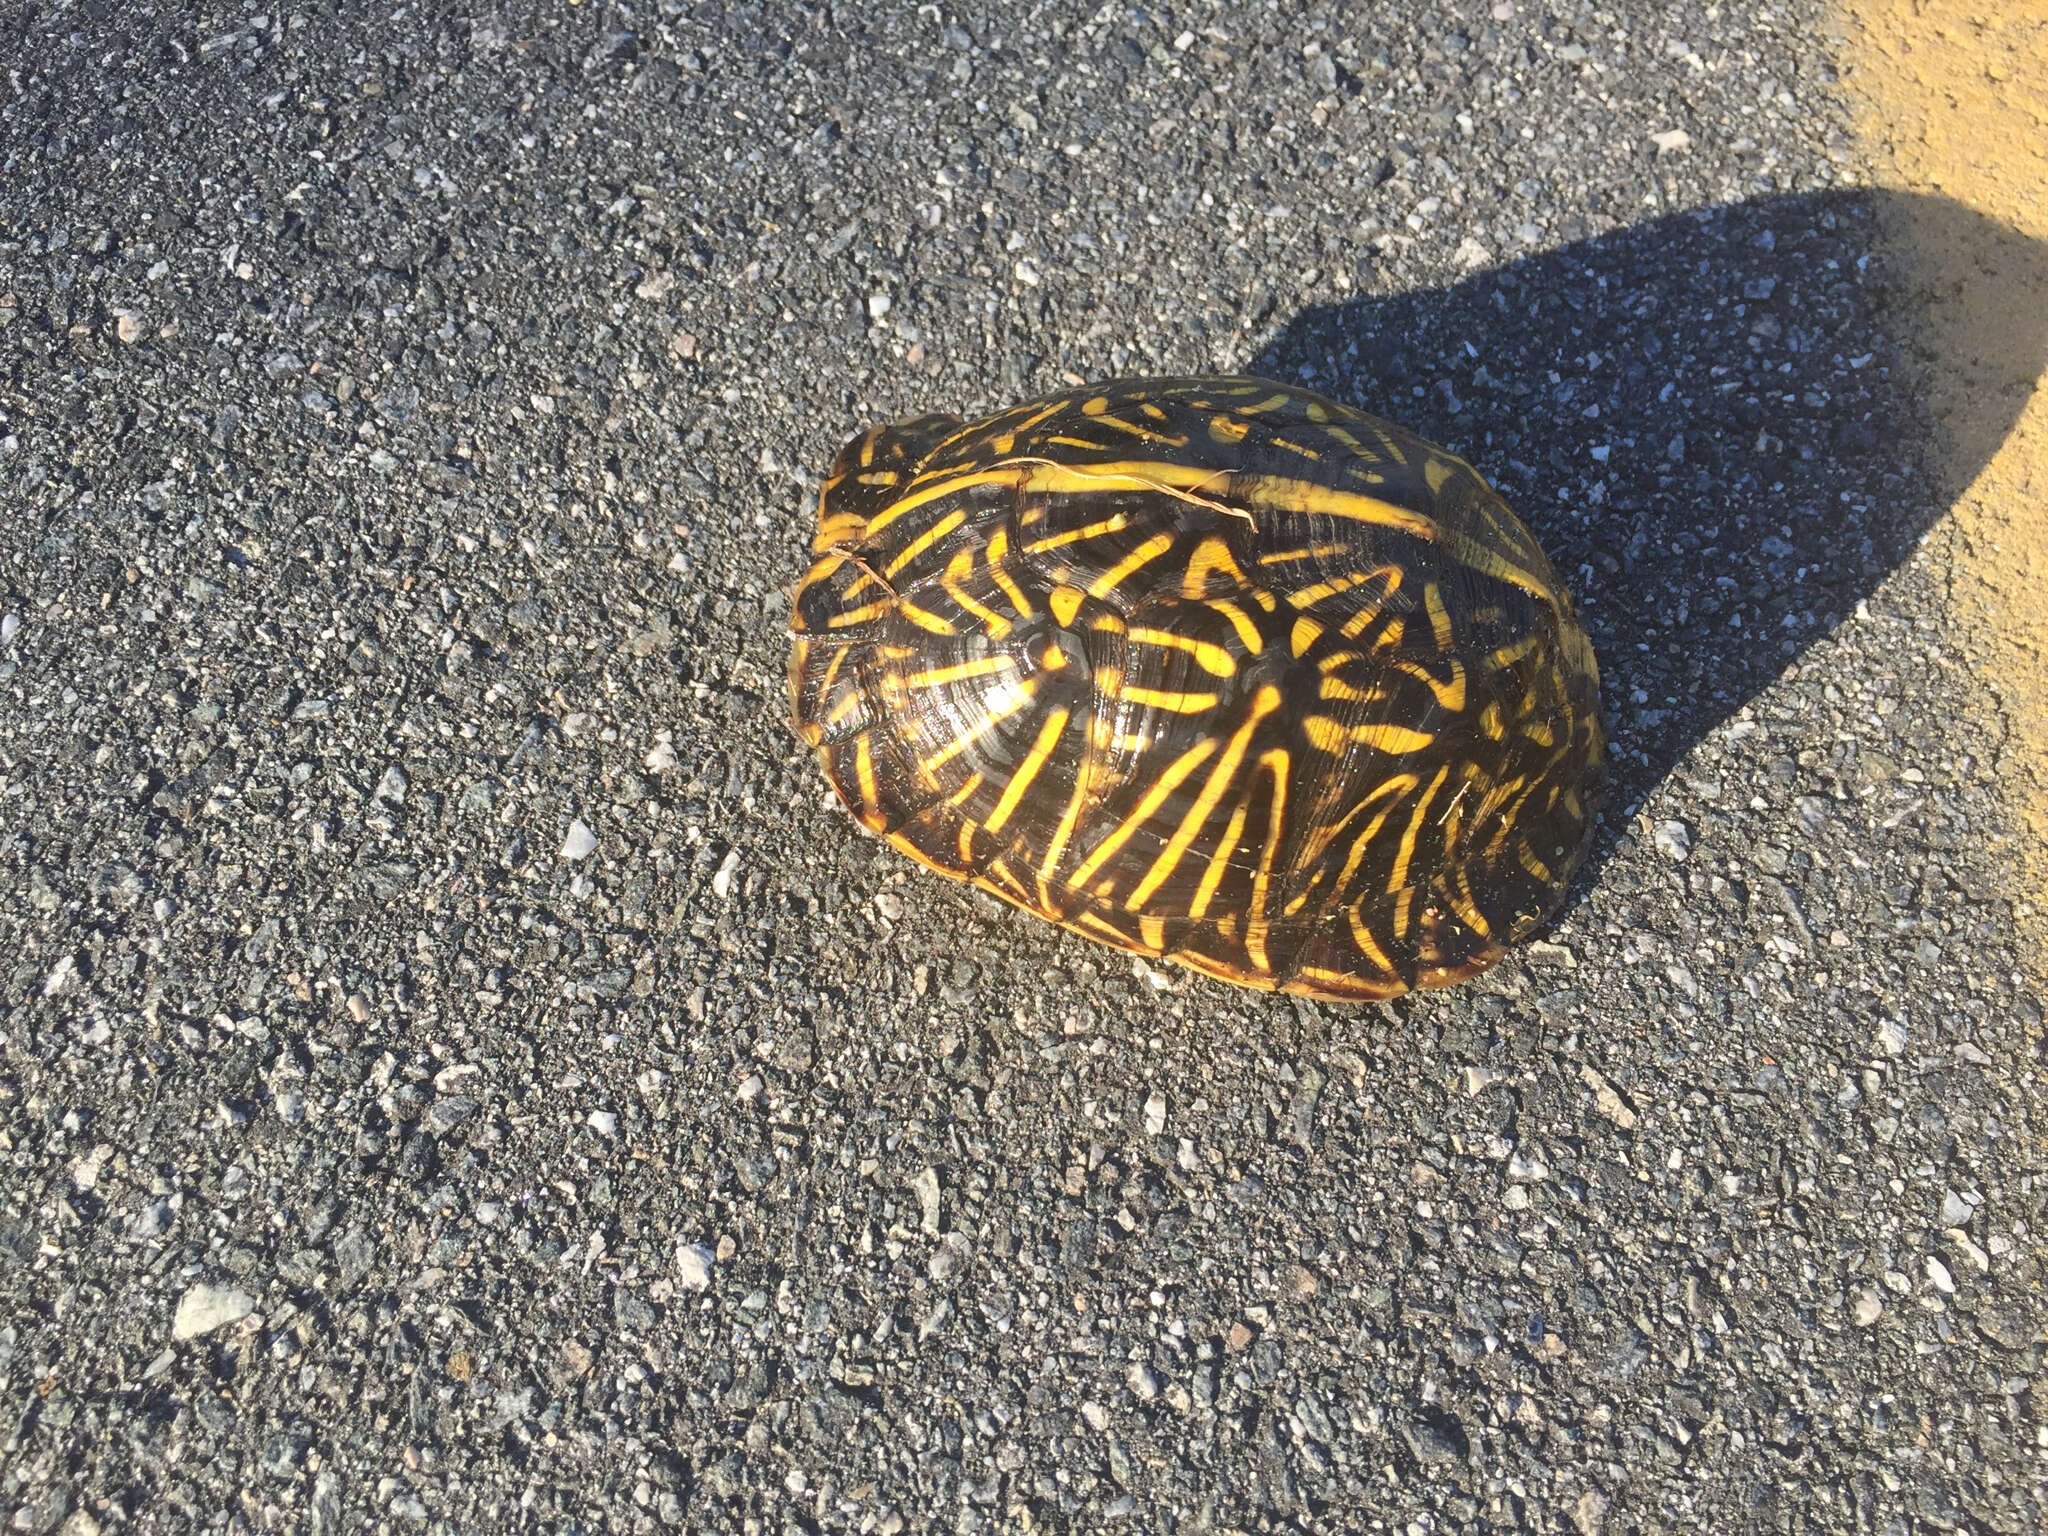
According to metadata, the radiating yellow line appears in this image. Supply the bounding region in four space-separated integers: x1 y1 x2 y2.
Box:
1188 795 1252 923
1302 718 1437 755
1037 743 1098 886
1387 762 1451 894
1202 598 1265 653
853 735 882 826
1390 657 1467 712
940 552 1013 641
1347 905 1397 974
883 509 966 577
1326 776 1419 902
824 688 863 727
917 679 1038 773
1287 567 1394 609
1073 909 1140 946
895 597 958 636
1024 512 1131 554
1181 534 1246 597
1120 686 1221 713
984 708 1070 835
1092 413 1187 447
1515 837 1555 883
827 598 893 629
1242 749 1291 973
1391 885 1416 939
1128 627 1238 676
984 528 1035 618
1066 737 1219 890
1256 543 1352 565
1423 581 1454 648
1087 533 1175 598
1126 686 1281 910
899 654 1017 689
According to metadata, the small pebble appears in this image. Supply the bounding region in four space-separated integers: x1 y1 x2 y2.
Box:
928 1231 973 1284
1924 1256 1955 1295
1851 1288 1883 1327
1507 1151 1549 1182
1875 1018 1907 1057
911 1167 942 1235
675 1243 715 1292
1650 820 1693 861
373 765 408 804
1127 1363 1160 1400
1462 1065 1504 1097
173 1282 257 1341
712 849 741 898
1143 1092 1168 1136
586 1110 618 1137
1080 1401 1110 1432
561 819 598 861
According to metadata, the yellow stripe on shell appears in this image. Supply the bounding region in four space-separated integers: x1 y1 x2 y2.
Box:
1065 737 1219 891
1128 626 1238 677
1241 749 1291 974
1181 535 1246 597
984 707 1071 836
1387 761 1452 894
827 598 894 629
1118 685 1221 713
897 654 1018 690
1086 533 1175 599
1125 685 1282 912
852 735 883 827
1025 511 1131 554
1187 795 1252 923
1301 718 1437 755
1202 598 1265 653
1388 657 1467 712
917 678 1039 773
894 598 959 636
1423 581 1455 648
1346 905 1397 975
883 509 966 577
984 528 1035 618
940 550 1013 640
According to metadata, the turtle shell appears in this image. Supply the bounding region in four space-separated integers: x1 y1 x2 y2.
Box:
788 376 1603 1000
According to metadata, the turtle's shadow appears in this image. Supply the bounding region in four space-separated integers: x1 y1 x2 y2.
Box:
1253 188 2048 898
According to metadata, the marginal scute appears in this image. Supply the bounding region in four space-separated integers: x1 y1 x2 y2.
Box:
789 376 1605 1001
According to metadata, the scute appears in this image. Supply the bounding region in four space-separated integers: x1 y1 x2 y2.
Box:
789 376 1604 1001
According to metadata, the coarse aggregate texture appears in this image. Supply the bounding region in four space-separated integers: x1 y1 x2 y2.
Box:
1 2 2044 1534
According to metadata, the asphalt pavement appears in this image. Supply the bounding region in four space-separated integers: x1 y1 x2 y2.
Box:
1 2 2042 1533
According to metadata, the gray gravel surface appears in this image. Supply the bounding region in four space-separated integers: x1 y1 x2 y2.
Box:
4 2 2045 1533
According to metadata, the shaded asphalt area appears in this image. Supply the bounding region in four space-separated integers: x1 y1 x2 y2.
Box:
2 2 2043 1533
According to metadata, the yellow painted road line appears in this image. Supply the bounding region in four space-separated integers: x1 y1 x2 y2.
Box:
1836 0 2048 953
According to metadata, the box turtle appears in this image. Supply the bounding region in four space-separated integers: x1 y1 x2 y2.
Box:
788 376 1603 1000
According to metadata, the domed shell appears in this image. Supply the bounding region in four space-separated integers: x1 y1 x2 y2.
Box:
789 376 1603 1000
